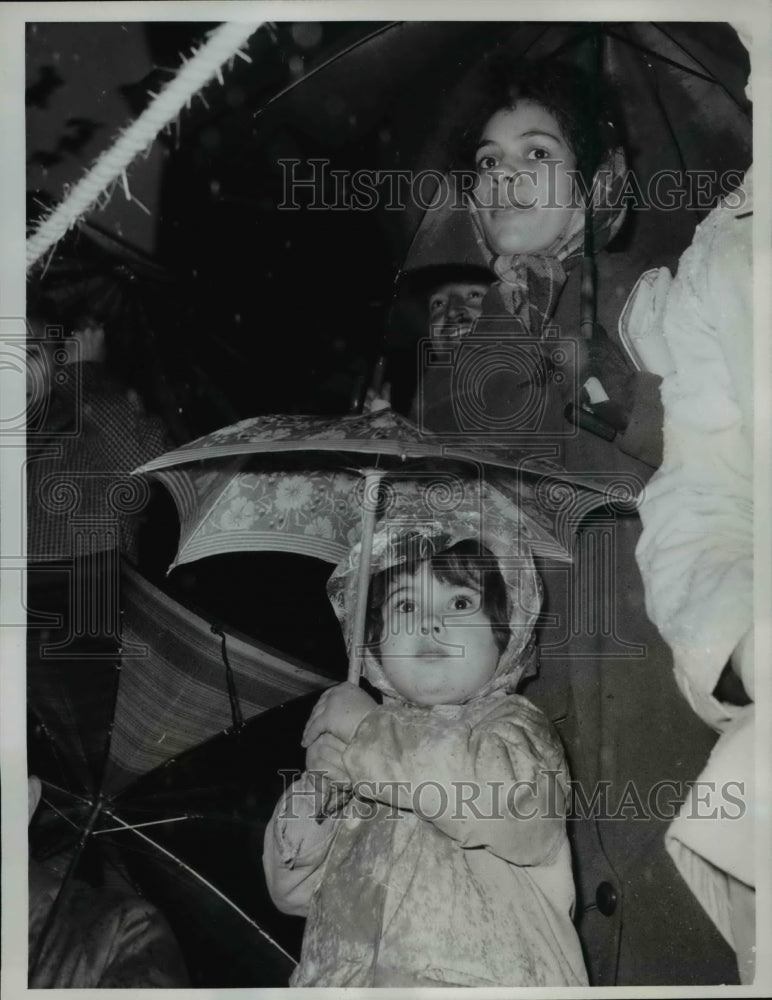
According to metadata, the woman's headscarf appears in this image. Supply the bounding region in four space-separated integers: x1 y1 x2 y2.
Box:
326 478 543 705
403 146 629 336
469 147 628 333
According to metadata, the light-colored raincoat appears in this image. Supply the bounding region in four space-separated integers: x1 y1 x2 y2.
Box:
263 483 588 987
637 170 754 970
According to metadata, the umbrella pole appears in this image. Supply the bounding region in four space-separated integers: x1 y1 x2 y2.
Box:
316 468 383 821
347 469 384 684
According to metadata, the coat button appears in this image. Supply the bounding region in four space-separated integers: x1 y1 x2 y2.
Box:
595 881 618 917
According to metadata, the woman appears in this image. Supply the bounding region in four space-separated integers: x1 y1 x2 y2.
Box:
405 58 739 986
411 60 662 458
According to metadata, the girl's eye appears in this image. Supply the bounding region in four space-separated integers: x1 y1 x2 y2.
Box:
476 154 498 172
429 297 446 313
396 599 416 614
467 290 484 303
451 595 476 611
527 147 552 161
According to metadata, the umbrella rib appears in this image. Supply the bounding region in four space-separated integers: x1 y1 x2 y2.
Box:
104 811 298 966
616 23 690 180
40 796 87 832
649 22 750 113
40 778 92 805
93 814 192 835
534 22 596 63
602 25 736 90
517 23 557 59
40 779 95 807
254 22 399 116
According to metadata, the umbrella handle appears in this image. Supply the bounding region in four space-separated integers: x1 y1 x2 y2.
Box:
347 468 384 684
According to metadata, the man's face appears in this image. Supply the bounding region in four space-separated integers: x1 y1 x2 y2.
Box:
428 282 490 339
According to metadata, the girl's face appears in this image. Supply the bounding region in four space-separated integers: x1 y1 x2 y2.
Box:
473 100 579 255
376 563 501 707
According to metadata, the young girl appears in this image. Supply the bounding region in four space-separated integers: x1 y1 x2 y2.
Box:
263 484 588 987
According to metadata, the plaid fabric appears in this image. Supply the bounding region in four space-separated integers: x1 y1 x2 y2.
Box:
26 363 172 563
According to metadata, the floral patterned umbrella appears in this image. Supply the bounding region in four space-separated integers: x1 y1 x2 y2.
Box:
135 407 638 816
135 408 638 573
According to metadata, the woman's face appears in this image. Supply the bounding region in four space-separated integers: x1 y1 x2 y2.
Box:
473 100 579 255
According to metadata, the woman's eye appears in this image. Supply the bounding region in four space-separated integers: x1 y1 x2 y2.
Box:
467 290 484 303
429 298 446 313
476 154 498 171
527 147 552 161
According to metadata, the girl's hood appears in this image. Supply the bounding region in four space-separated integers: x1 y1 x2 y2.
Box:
327 478 543 705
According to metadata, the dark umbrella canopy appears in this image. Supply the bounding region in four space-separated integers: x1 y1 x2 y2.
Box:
26 563 334 987
30 691 317 987
25 21 751 426
271 21 750 247
27 561 333 801
105 19 749 426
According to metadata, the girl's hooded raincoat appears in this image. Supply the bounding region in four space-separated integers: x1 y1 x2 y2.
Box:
263 480 588 987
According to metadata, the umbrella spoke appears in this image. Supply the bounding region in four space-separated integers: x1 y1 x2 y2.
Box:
94 814 193 835
536 22 597 63
603 26 724 86
650 22 750 111
40 778 95 808
256 22 398 115
39 796 89 833
102 810 298 967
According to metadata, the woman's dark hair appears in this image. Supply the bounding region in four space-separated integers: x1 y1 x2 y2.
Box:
365 538 511 657
451 57 622 182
